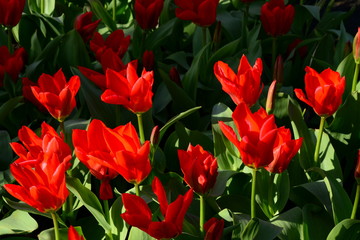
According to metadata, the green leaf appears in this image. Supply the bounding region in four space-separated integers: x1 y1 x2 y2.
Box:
66 177 111 232
337 54 356 97
38 227 80 240
0 131 13 170
241 218 282 240
110 196 126 239
326 219 360 240
0 97 23 126
128 227 155 240
211 103 241 171
144 18 177 50
0 210 38 236
302 204 334 240
88 0 117 32
271 207 303 240
302 5 321 21
209 170 237 197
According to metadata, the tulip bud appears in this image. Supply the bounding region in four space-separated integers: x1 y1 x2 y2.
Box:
142 50 155 71
150 125 160 145
355 150 360 184
273 55 283 85
169 67 182 87
353 27 360 64
212 21 222 50
266 80 277 114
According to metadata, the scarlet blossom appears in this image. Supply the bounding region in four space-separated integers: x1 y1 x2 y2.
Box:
101 60 154 114
121 177 193 239
178 144 218 195
134 0 164 30
142 50 155 71
10 122 72 169
22 78 47 112
214 55 263 107
0 0 26 26
353 27 360 64
260 0 295 37
30 69 81 122
74 12 101 42
355 150 360 180
174 0 220 27
78 66 107 91
99 48 126 72
88 121 151 185
90 30 130 61
4 147 70 213
0 46 26 87
265 127 303 173
72 119 119 200
68 226 84 240
219 102 278 169
294 66 346 117
204 217 224 240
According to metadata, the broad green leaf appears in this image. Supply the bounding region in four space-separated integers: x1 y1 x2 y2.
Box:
337 54 356 97
38 227 83 240
0 210 38 236
209 170 238 197
302 204 334 240
288 96 315 170
302 5 321 21
326 219 360 240
88 0 117 32
110 196 126 239
128 227 155 240
271 207 303 240
145 18 177 50
66 177 111 232
0 97 23 126
0 131 13 170
211 103 241 171
241 218 282 240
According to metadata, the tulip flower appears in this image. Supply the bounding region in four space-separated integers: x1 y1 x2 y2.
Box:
294 66 346 117
101 60 154 114
22 78 47 112
0 46 26 87
265 127 303 173
4 150 69 213
10 122 72 169
121 177 193 239
219 102 278 169
74 12 101 42
78 66 107 91
84 121 151 185
353 27 360 64
204 217 224 240
0 0 26 26
134 0 164 30
90 30 130 61
68 226 85 240
260 0 295 37
174 0 220 27
178 144 218 195
30 69 81 122
72 119 119 200
214 55 263 107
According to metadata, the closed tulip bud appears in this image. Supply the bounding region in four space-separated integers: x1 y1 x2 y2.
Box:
353 27 360 64
150 125 159 145
266 80 277 114
169 67 182 87
0 46 26 87
273 55 283 84
355 150 360 183
142 50 155 71
204 217 225 240
0 0 26 27
134 0 164 30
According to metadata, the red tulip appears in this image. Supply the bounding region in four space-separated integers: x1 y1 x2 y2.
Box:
30 69 81 122
355 150 360 180
265 127 303 173
260 0 295 37
72 119 119 200
0 46 26 87
214 55 263 107
178 144 218 195
22 78 47 112
74 12 101 42
90 30 130 61
0 0 26 26
174 0 219 27
78 66 107 90
353 27 360 64
204 217 224 240
294 66 346 117
4 148 69 213
121 177 193 239
134 0 164 30
99 48 126 72
10 122 72 169
101 60 154 114
219 102 278 169
142 50 155 71
68 226 85 240
87 121 151 184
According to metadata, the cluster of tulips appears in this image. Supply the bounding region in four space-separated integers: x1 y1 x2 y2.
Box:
0 0 359 240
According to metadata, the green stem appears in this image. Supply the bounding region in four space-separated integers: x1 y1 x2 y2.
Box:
113 0 117 21
40 0 45 14
136 113 145 144
51 212 60 240
251 168 257 219
59 121 66 142
7 27 13 53
314 116 326 167
351 184 360 219
267 173 275 217
103 200 113 240
272 37 277 77
300 0 304 5
352 63 359 92
134 183 140 197
202 27 207 47
199 195 205 235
